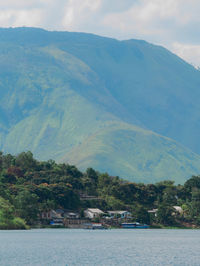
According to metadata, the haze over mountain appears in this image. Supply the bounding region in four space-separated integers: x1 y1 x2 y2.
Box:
1 27 200 183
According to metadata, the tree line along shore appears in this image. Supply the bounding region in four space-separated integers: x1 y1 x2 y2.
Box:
0 151 200 229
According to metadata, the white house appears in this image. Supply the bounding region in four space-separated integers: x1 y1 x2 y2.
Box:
84 208 104 219
173 206 183 214
108 211 132 219
148 208 158 217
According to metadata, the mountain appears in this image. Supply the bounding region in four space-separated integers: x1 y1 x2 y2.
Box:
0 27 200 183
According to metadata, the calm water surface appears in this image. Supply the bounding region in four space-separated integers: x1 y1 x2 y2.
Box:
0 229 200 266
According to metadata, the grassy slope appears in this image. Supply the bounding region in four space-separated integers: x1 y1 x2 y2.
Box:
61 122 200 184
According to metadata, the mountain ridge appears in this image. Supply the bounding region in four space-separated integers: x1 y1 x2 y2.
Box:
0 27 200 183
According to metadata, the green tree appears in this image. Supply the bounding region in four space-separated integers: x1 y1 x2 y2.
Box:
15 151 37 171
86 168 98 182
134 206 150 224
156 203 176 225
0 196 27 229
14 190 39 224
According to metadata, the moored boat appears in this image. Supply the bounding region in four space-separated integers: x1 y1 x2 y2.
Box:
83 223 107 229
121 222 149 229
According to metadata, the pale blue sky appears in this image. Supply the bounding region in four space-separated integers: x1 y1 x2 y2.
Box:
0 0 199 66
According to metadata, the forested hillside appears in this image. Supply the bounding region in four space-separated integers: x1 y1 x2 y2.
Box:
1 151 200 228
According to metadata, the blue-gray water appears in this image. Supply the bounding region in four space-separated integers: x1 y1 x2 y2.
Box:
0 229 200 266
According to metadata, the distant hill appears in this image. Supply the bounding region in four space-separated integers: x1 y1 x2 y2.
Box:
1 27 200 183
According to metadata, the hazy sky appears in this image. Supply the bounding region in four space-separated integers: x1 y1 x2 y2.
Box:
0 0 200 66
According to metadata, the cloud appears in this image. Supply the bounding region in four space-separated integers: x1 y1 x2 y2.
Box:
0 0 199 65
0 9 43 27
62 0 102 30
102 0 200 42
101 0 200 65
171 42 200 67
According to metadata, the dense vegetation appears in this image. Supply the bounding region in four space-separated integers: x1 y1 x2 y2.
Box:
1 28 200 183
1 151 200 228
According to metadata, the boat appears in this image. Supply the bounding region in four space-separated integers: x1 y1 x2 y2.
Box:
121 222 149 229
83 223 107 229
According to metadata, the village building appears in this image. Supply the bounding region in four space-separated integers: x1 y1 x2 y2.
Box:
41 209 64 225
64 212 80 219
41 209 81 226
147 208 158 217
41 209 64 220
173 206 183 214
84 208 104 219
107 211 132 219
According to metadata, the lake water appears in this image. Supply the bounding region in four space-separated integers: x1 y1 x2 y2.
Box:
0 229 200 265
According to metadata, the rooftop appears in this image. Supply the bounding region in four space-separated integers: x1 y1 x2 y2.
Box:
108 211 129 214
87 208 104 214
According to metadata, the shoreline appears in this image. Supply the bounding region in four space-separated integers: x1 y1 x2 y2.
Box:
25 225 200 230
1 224 200 230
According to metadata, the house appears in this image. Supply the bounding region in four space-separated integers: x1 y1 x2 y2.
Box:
148 209 158 217
84 208 104 219
173 206 183 214
107 211 132 219
64 212 80 219
41 209 81 219
41 209 64 220
41 209 65 225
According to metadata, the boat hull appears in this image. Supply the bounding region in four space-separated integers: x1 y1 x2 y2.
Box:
121 223 149 229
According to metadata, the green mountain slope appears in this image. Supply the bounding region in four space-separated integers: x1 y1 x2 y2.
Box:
62 122 200 184
0 27 200 183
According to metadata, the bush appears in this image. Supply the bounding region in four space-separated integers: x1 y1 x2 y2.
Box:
12 217 28 229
